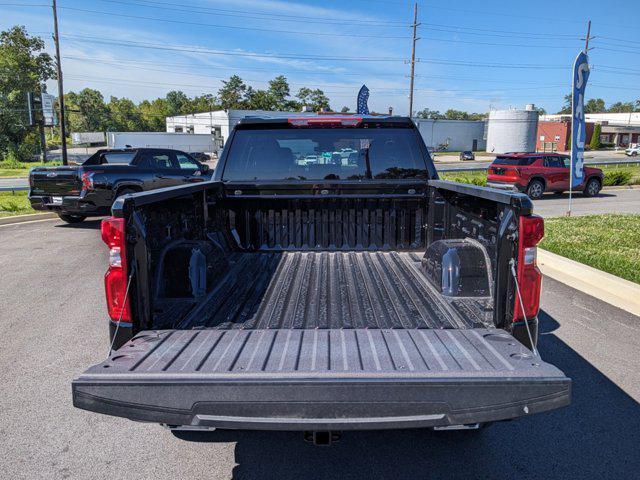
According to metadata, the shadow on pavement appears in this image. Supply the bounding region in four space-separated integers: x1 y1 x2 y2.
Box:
174 310 640 480
535 192 615 201
55 219 103 229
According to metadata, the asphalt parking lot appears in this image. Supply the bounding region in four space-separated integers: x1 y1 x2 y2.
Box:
1 218 639 480
532 188 640 217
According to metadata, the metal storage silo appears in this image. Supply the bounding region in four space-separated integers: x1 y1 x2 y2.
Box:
486 106 538 153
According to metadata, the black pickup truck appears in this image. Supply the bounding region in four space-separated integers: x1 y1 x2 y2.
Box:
72 116 570 438
29 148 211 223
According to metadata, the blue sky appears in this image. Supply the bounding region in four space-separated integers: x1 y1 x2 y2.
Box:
2 0 639 115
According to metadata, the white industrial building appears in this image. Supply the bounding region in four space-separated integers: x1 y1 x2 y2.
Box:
486 105 539 154
541 112 640 125
166 109 316 153
166 109 488 154
414 119 486 152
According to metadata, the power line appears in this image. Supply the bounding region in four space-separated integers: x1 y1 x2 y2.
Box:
419 35 577 49
598 36 640 46
60 34 406 62
62 65 570 93
0 3 48 6
54 5 586 49
57 6 412 39
598 47 640 56
60 34 570 69
420 23 580 39
61 54 575 85
61 73 570 98
61 54 409 78
92 0 411 27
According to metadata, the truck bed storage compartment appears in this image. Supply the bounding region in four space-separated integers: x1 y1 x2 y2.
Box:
72 328 570 429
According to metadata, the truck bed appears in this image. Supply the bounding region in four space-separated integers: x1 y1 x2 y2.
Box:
163 251 492 331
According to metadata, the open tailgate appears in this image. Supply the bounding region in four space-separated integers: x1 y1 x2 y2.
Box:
73 328 570 430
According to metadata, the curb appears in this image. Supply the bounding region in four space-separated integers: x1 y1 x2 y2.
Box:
602 184 640 191
0 212 58 226
537 249 640 317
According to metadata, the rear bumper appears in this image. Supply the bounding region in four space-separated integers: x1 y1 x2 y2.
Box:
29 194 109 216
73 376 570 430
486 181 524 192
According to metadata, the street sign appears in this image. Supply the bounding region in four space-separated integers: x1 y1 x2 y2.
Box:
42 93 56 126
26 92 56 126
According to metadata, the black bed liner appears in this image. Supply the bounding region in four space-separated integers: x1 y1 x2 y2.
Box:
161 251 491 331
73 328 570 430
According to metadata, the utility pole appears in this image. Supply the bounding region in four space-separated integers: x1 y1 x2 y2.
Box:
408 2 420 118
583 20 592 53
52 0 68 165
38 122 47 163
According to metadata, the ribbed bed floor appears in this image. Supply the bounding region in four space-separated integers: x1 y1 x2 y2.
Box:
175 251 490 330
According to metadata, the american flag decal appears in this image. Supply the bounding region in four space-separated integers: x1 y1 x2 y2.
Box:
357 85 370 114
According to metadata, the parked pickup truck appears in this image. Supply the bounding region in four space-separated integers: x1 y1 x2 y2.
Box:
72 116 570 439
29 148 211 223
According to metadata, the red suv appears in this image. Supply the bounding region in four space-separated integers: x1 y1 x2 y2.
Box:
486 153 604 199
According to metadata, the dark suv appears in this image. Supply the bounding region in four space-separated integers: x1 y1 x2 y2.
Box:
486 152 603 199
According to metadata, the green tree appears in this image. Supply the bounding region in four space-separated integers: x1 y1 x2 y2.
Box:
107 96 144 131
340 106 350 113
416 108 444 119
138 98 169 131
218 75 249 109
268 75 291 110
584 98 605 113
607 101 634 113
589 123 602 150
296 87 330 112
444 109 470 120
246 88 275 110
558 93 572 114
165 90 190 116
559 94 608 115
188 94 218 113
64 88 109 132
0 26 55 159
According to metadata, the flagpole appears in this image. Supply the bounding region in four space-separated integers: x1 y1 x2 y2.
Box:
568 55 577 217
568 21 593 217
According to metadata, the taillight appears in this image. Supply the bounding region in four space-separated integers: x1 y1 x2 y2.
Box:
81 172 94 191
513 214 544 322
101 217 131 322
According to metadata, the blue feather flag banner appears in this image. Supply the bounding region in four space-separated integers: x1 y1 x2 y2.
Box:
357 85 370 115
571 51 590 188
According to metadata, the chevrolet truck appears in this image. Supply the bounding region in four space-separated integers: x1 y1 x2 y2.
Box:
72 116 570 441
29 148 211 223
